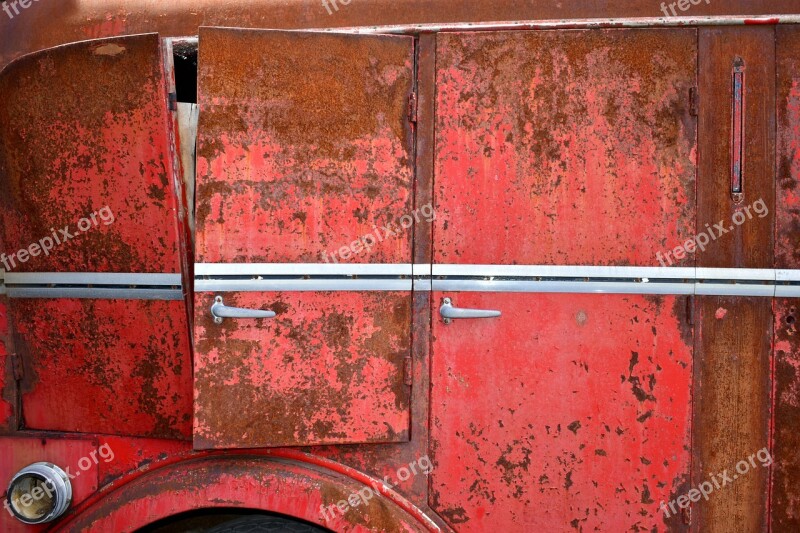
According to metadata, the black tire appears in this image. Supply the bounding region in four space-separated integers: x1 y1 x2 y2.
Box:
205 515 329 533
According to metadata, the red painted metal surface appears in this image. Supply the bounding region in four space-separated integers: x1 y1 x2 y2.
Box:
0 436 99 533
195 29 415 265
0 299 13 431
13 299 192 439
193 29 416 449
773 26 800 532
434 29 697 266
58 455 434 532
194 292 411 448
0 34 184 275
430 293 693 531
777 26 800 271
0 34 194 439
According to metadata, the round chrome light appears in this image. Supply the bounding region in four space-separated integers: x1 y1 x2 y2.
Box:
6 462 72 524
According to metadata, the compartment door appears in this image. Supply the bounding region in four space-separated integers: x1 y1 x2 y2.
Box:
0 34 193 439
193 28 416 449
430 29 698 530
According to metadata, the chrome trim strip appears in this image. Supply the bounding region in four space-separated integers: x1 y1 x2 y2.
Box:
695 268 776 282
195 263 412 277
6 288 184 300
777 270 800 282
196 279 412 292
694 284 776 298
432 265 696 279
431 280 696 295
776 286 800 298
4 272 182 286
316 15 800 36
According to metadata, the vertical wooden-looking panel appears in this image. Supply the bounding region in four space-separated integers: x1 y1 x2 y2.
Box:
694 27 775 532
0 297 14 431
773 25 800 533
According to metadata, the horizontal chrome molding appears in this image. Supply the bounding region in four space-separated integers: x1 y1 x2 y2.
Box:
196 263 412 277
431 280 696 295
314 15 800 36
432 265 697 279
194 264 800 296
6 287 183 300
196 279 412 292
4 272 182 286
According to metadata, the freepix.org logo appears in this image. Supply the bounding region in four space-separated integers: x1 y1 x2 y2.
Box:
2 0 40 20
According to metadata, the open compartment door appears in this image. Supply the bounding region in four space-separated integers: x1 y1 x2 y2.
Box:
193 28 417 449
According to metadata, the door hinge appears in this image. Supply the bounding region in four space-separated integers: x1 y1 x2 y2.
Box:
10 352 23 381
168 92 178 111
407 92 418 124
404 356 413 386
689 87 698 117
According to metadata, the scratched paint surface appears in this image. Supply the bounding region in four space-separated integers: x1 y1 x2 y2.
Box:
13 299 192 439
777 27 800 270
194 292 411 449
0 34 183 274
0 298 13 429
430 293 693 531
772 300 800 531
434 29 697 266
195 29 415 264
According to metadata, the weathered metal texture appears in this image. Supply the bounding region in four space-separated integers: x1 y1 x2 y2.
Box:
3 0 800 73
692 297 772 531
59 455 433 532
429 293 693 531
307 35 438 511
0 34 183 274
434 29 697 266
12 298 192 439
691 27 775 532
697 27 775 269
0 298 14 431
771 299 800 531
777 26 800 270
95 435 193 486
773 26 800 532
195 29 415 265
194 292 412 449
0 436 99 533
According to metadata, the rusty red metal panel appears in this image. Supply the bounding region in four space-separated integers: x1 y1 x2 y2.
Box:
195 28 415 265
0 34 184 275
1 0 799 74
59 455 434 532
0 436 99 533
13 299 192 439
772 299 800 532
434 29 697 266
777 26 800 271
0 298 14 431
430 293 693 531
95 436 193 486
194 292 411 449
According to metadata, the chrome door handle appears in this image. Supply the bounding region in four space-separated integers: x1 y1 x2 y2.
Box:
211 296 277 324
440 298 501 324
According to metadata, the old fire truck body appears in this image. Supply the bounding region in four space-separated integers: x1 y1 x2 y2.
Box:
1 1 800 531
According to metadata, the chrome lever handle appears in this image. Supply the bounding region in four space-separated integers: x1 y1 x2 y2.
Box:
440 298 501 324
211 296 277 324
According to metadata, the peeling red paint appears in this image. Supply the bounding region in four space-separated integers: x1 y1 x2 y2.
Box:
194 292 411 449
430 294 693 531
434 30 697 266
